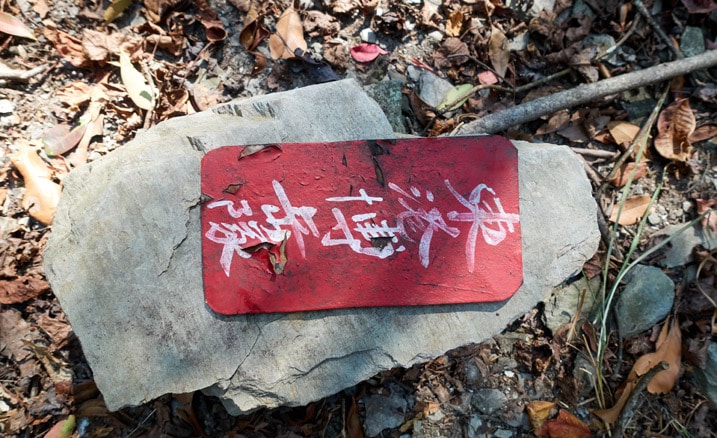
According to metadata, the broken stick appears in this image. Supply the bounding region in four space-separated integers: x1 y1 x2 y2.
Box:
453 49 717 135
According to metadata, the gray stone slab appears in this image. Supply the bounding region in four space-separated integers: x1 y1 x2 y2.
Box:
44 79 599 414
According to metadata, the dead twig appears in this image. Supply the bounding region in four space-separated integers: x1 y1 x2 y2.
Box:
633 0 683 60
572 147 619 158
0 63 49 83
452 49 717 135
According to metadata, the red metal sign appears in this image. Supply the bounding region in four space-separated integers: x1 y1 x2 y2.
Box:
201 136 522 315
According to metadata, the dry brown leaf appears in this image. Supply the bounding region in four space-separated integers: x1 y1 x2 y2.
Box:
608 194 651 225
537 409 591 438
446 11 464 37
433 37 469 69
239 2 268 51
0 276 50 304
346 395 364 438
55 81 94 110
269 6 307 60
82 29 140 62
609 162 648 187
536 111 570 135
654 98 696 162
636 318 681 394
526 400 555 433
489 25 510 78
690 124 717 143
43 21 92 68
303 10 340 38
195 0 226 42
608 120 640 146
329 0 359 14
10 146 62 225
0 11 36 40
593 319 681 425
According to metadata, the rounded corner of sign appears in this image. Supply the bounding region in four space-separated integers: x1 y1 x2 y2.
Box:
494 278 524 303
204 294 235 316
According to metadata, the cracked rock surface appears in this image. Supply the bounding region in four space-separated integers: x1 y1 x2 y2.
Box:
44 79 599 414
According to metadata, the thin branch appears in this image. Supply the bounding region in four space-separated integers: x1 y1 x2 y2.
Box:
0 63 49 82
633 0 683 60
452 49 717 135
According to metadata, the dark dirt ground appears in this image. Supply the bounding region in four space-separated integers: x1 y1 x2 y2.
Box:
1 0 717 436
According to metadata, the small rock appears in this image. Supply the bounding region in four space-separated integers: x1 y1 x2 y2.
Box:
494 332 530 354
573 354 597 396
0 99 14 114
467 414 483 437
427 409 445 422
418 71 454 108
648 212 661 225
655 223 716 268
509 32 530 51
360 28 377 44
681 26 706 58
493 429 514 438
427 30 443 43
694 342 717 409
471 388 508 415
364 80 407 134
544 276 601 334
615 265 675 338
364 388 409 437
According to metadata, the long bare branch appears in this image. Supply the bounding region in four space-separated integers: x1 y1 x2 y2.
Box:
453 50 717 136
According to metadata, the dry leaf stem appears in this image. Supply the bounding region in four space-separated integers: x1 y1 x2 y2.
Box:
613 361 669 438
454 49 717 135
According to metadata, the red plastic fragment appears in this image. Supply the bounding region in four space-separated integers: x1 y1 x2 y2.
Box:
201 136 522 314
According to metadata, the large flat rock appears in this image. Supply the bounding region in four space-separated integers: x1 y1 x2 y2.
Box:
44 79 599 414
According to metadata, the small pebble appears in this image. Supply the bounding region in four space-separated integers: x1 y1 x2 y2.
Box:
427 30 443 43
648 212 661 225
683 201 693 212
0 99 15 114
360 28 377 44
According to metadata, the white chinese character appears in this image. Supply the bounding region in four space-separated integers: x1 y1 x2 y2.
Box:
388 183 460 268
444 180 520 273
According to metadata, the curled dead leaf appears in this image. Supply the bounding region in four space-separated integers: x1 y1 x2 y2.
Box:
526 400 555 433
609 162 648 187
608 194 651 225
608 120 640 146
537 409 590 438
10 146 62 225
593 319 681 426
654 98 696 162
269 7 307 60
446 11 464 37
489 25 510 78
